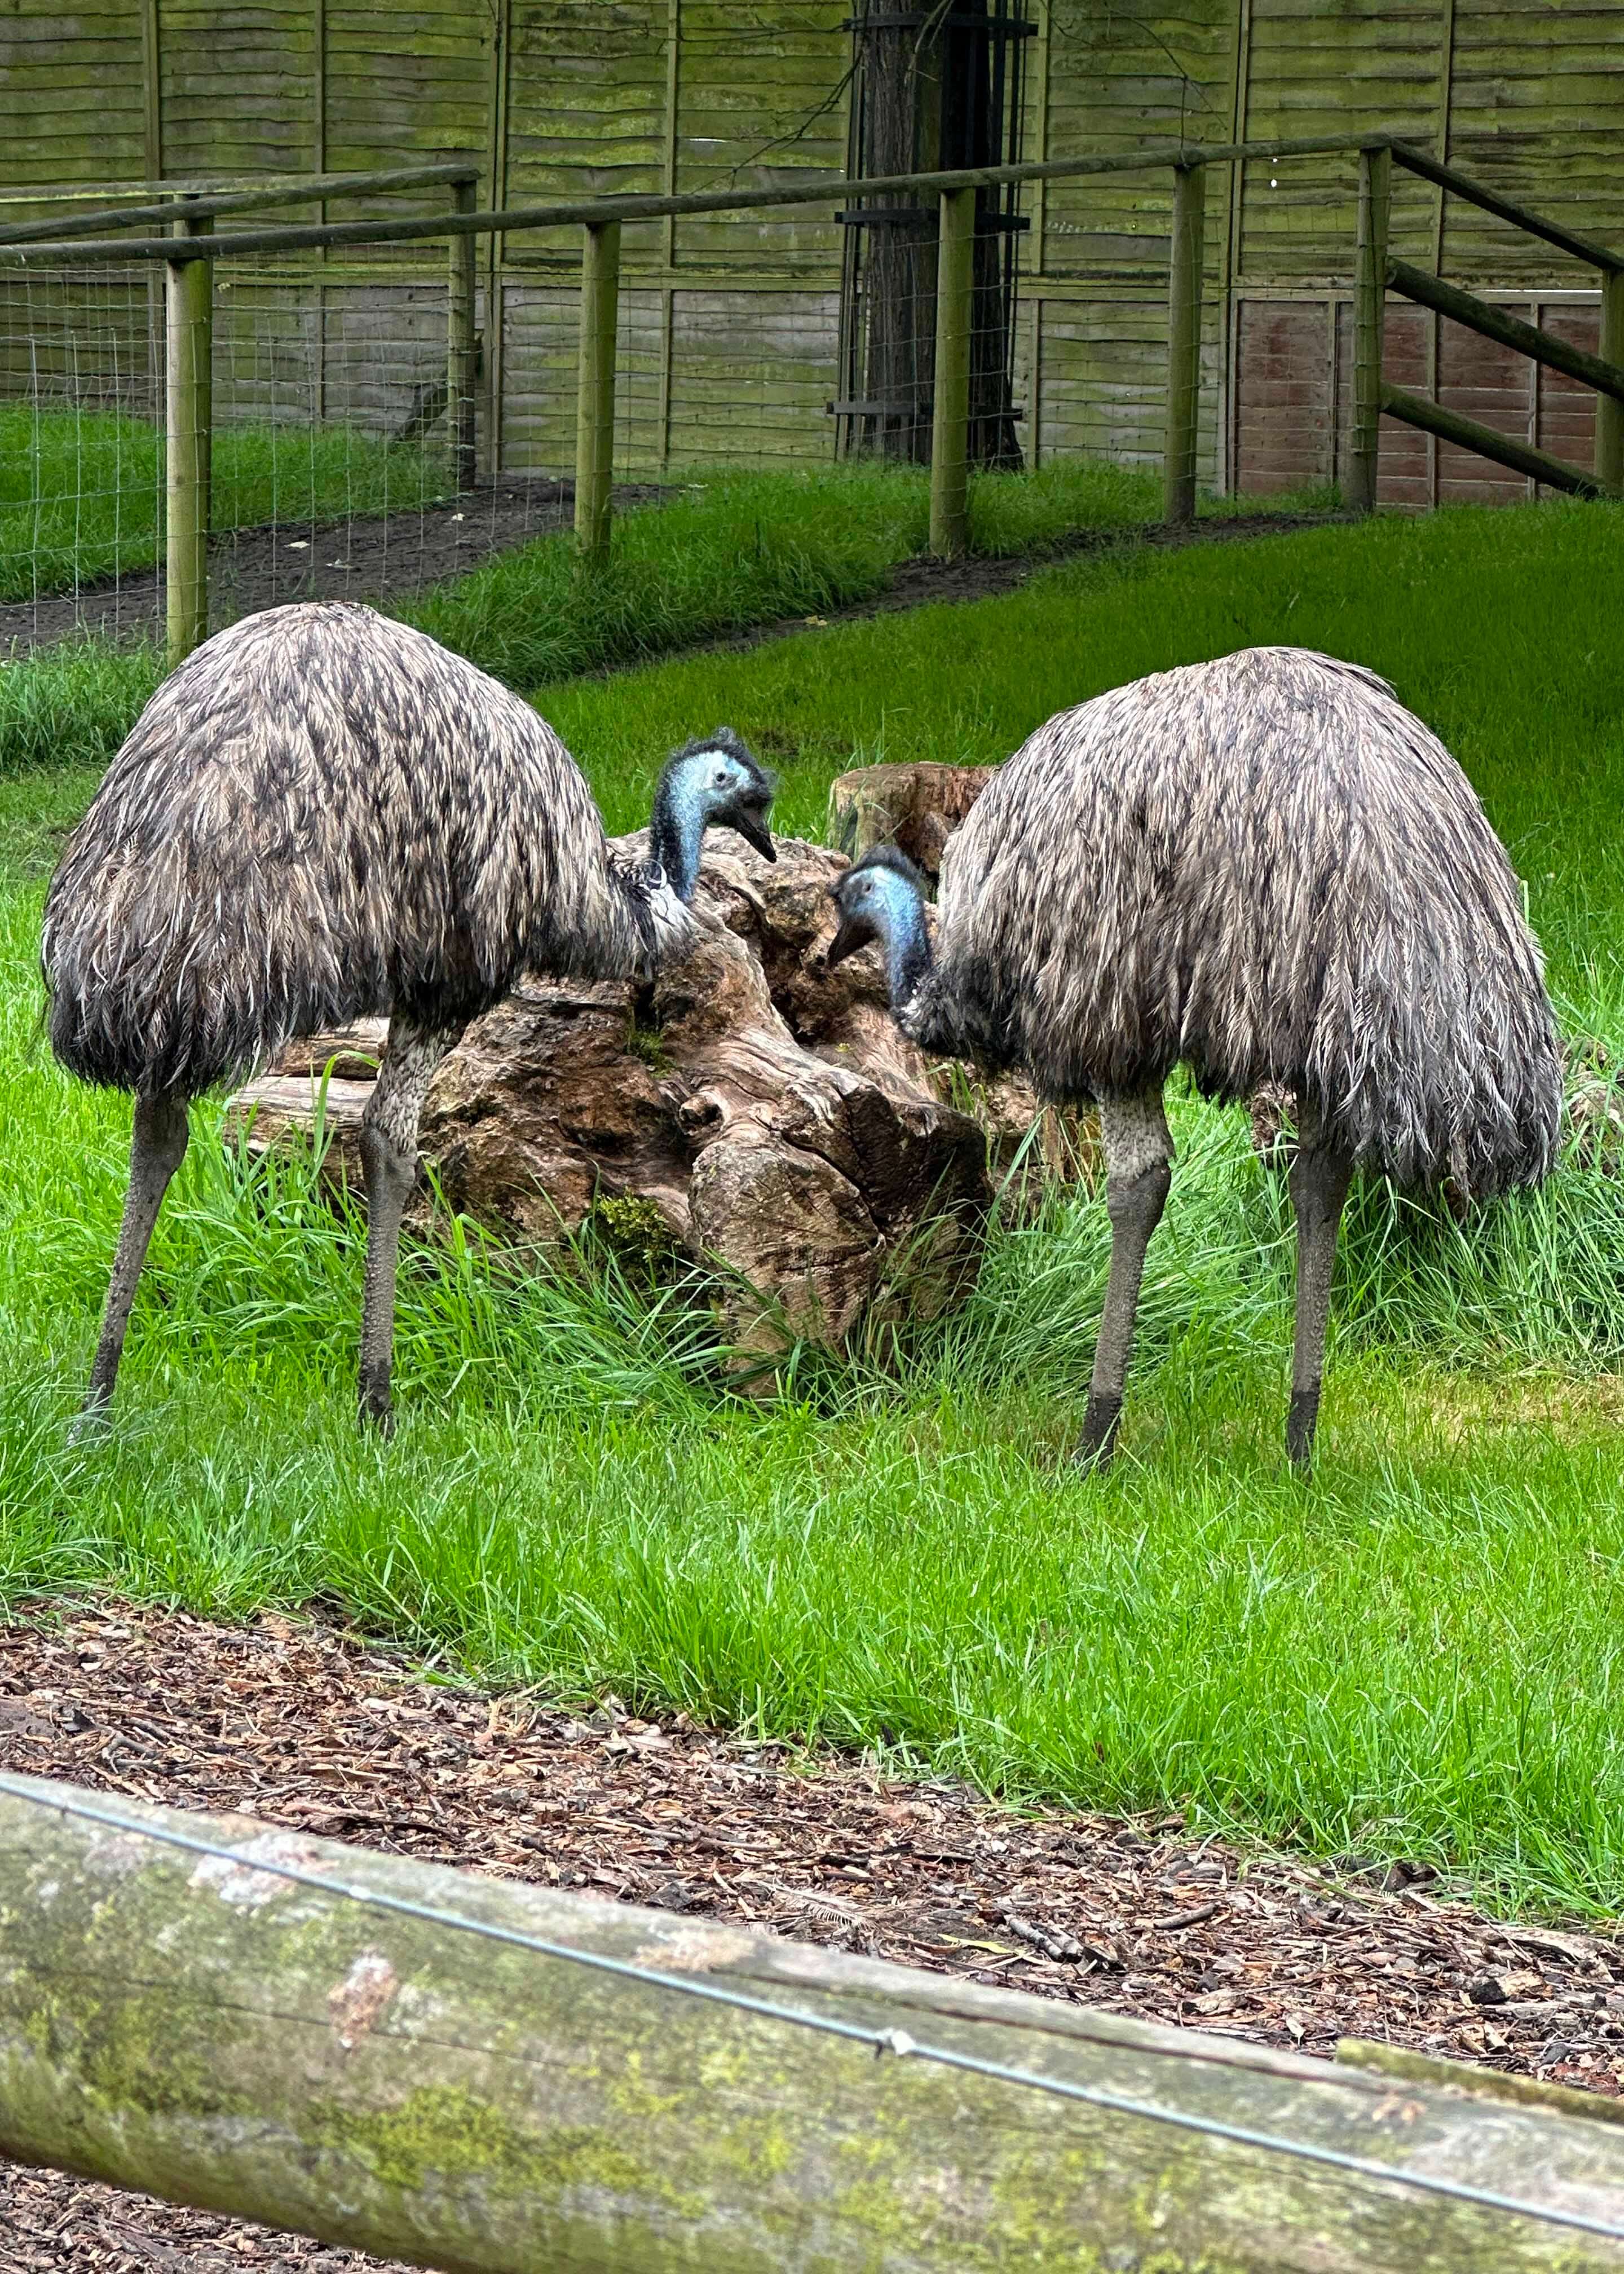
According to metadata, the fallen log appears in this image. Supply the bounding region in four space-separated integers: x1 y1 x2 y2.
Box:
4 1775 1624 2271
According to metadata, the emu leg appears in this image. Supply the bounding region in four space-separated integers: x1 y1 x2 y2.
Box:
1286 1111 1353 1469
358 1016 462 1431
1077 1091 1174 1469
80 1092 191 1422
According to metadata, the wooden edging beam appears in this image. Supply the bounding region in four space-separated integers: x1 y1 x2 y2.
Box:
5 1777 1624 2271
1389 141 1624 277
1380 382 1608 497
0 164 482 251
0 131 1396 268
1388 257 1624 406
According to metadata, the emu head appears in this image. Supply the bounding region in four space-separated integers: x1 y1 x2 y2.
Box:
827 844 930 1003
659 729 776 864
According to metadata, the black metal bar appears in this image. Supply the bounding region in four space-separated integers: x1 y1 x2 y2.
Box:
845 12 1036 32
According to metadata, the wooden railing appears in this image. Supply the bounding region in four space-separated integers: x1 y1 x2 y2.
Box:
1 132 1617 663
1371 142 1624 505
7 1774 1624 2270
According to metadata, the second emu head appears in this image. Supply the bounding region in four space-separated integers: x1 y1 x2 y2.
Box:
652 728 776 898
827 844 932 1004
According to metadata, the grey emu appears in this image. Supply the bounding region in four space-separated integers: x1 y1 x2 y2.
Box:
42 600 775 1429
827 646 1562 1468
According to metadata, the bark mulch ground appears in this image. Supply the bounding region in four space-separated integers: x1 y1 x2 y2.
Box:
3 1599 1621 2268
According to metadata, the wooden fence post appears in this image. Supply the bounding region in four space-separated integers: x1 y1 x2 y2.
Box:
1164 161 1205 526
1597 268 1624 499
929 184 975 559
165 200 213 669
1349 143 1391 515
449 177 479 493
575 218 621 561
10 1777 1624 2272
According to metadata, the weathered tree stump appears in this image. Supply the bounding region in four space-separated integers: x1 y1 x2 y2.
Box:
827 759 994 880
228 836 1085 1365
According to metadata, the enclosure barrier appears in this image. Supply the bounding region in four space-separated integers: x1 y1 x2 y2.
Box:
4 130 1620 654
0 161 479 665
6 1774 1624 2270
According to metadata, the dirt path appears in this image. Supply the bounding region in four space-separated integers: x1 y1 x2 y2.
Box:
0 500 1348 660
0 478 663 653
2 1601 1619 2270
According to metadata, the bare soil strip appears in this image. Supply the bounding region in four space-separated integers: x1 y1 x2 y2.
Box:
0 497 1345 659
2 1601 1620 2269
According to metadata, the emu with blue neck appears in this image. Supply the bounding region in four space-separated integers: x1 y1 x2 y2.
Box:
651 728 776 898
826 845 933 1007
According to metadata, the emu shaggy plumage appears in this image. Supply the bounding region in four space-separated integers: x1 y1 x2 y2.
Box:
829 647 1561 1467
43 600 774 1427
45 603 694 1099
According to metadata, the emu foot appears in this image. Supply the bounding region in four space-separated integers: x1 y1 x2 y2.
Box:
68 1393 113 1449
357 1378 396 1436
1286 1386 1321 1470
1074 1391 1123 1472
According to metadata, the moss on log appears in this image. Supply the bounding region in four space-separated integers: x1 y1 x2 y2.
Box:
3 1776 1624 2271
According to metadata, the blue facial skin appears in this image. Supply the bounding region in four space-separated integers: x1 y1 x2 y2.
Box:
828 857 933 1005
650 746 775 898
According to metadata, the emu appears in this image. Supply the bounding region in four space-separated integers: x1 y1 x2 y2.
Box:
43 600 775 1429
827 646 1562 1468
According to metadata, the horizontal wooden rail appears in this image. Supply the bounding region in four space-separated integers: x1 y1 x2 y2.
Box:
0 164 480 249
5 1777 1624 2271
1389 141 1624 276
0 130 1394 268
1388 258 1624 404
1380 382 1608 497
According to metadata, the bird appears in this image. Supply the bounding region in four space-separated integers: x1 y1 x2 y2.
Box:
42 600 775 1430
826 646 1562 1469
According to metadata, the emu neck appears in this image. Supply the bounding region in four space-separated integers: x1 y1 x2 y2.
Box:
887 905 933 1012
650 772 703 903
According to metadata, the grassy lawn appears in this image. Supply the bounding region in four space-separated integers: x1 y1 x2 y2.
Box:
0 456 1328 773
4 494 1624 1914
0 404 454 603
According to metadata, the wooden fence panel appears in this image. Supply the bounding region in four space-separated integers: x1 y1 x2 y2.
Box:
505 0 667 258
673 3 849 272
157 0 316 184
1445 0 1624 284
1235 0 1445 285
0 3 147 210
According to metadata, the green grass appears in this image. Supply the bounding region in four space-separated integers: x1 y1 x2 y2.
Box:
6 494 1624 1915
398 459 1182 689
0 404 453 603
0 457 1323 781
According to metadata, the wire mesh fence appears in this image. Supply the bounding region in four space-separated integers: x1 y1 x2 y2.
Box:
1 133 1602 668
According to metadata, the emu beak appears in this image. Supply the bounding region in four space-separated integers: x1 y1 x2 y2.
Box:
730 805 776 861
826 913 868 968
